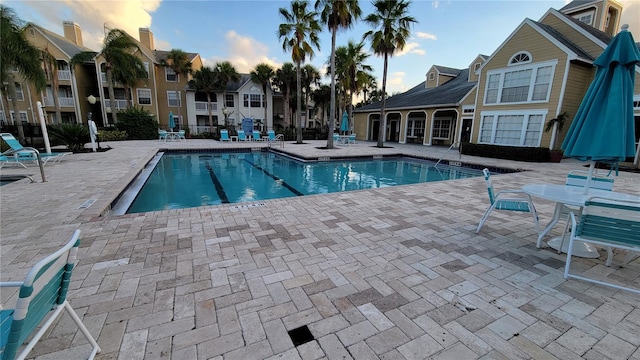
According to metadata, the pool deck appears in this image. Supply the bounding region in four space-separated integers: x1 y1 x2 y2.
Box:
1 139 639 359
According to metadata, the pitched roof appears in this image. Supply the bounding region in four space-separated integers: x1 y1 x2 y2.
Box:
154 50 200 64
29 23 94 58
533 21 596 61
186 73 252 92
433 66 461 76
559 0 599 12
355 68 475 112
557 10 612 45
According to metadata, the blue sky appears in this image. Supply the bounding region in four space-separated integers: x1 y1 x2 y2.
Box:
4 0 639 95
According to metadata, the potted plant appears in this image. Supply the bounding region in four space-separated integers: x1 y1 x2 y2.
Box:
545 112 569 162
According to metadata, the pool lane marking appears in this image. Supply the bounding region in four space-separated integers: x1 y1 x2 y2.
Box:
203 161 230 203
243 159 304 196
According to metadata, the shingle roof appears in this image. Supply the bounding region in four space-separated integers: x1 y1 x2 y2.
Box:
30 24 94 58
559 0 598 12
558 10 612 45
433 66 461 76
533 21 595 61
355 68 475 112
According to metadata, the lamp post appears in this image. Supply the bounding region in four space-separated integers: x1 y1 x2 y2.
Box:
87 95 100 149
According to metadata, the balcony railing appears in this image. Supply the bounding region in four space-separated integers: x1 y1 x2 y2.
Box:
195 101 218 112
57 70 71 81
44 97 75 107
104 99 132 111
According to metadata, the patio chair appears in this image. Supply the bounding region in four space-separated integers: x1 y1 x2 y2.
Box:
267 130 276 141
0 154 27 169
238 130 247 141
252 131 262 141
158 129 169 141
0 230 101 359
347 134 356 145
220 130 231 141
562 197 640 294
476 168 540 235
177 130 186 141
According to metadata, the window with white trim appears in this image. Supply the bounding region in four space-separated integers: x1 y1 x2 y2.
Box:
509 52 531 65
144 62 150 78
479 111 546 146
167 91 181 107
0 111 6 125
484 61 555 104
6 83 25 101
9 111 28 124
165 67 178 82
137 88 152 105
243 94 262 107
225 94 234 107
428 72 435 80
575 12 594 25
432 118 451 139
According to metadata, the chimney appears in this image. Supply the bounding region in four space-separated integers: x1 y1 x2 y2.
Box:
139 28 154 50
63 21 83 47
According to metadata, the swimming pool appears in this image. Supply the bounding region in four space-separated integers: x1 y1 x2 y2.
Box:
115 151 485 214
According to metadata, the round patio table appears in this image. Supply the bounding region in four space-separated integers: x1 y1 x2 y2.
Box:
522 183 640 258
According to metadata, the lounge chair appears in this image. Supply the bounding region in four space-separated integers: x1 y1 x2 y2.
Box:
252 131 262 141
476 168 540 235
15 151 69 165
158 129 169 141
238 130 248 141
0 230 101 359
0 154 27 169
562 197 640 294
177 130 186 141
267 130 276 141
347 134 356 145
220 130 231 141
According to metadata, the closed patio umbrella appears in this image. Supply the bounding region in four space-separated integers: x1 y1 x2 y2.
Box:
561 24 640 191
168 111 175 132
340 110 349 135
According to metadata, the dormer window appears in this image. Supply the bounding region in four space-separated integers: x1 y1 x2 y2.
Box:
509 52 531 65
473 63 481 72
428 72 435 81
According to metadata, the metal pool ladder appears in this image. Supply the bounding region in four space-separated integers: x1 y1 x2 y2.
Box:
435 141 462 167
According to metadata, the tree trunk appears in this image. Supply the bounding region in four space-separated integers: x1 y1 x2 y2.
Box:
296 62 302 144
6 75 25 142
207 92 213 133
327 28 337 149
106 67 118 125
283 87 290 131
377 54 389 148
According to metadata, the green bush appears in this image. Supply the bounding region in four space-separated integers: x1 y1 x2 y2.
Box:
116 107 159 140
461 142 550 162
98 129 128 141
48 123 90 153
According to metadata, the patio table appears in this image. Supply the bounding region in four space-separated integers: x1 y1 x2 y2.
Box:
522 183 640 258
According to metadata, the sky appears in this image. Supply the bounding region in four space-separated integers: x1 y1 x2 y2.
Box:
3 0 640 96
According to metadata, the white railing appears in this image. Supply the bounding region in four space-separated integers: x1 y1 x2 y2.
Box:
195 101 218 112
104 99 131 111
57 70 71 81
44 97 75 107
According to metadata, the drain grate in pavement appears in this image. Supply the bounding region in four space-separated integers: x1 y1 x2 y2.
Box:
79 199 96 209
288 325 314 347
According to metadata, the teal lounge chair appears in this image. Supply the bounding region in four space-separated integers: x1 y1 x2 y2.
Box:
220 130 231 141
252 130 261 141
0 154 27 169
177 130 186 141
238 130 247 141
0 133 47 181
0 230 101 359
267 130 276 141
158 129 169 141
476 168 540 235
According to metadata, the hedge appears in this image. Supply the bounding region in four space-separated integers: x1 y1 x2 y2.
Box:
461 142 550 162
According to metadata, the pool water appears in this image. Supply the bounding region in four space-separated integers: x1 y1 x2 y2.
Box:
124 152 484 214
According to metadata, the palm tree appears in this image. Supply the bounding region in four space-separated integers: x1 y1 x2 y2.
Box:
189 66 218 133
112 54 148 105
311 84 331 130
363 0 417 147
301 64 320 127
250 63 275 130
335 41 371 134
0 5 46 142
315 0 361 147
273 63 297 130
162 49 191 127
360 73 377 105
278 0 321 144
212 61 240 128
41 47 62 125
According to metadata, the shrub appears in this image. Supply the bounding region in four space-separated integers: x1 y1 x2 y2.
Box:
116 107 159 140
48 123 90 153
98 129 128 142
461 142 550 162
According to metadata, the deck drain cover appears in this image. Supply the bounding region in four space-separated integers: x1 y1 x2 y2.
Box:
288 325 314 347
79 199 96 209
231 203 266 209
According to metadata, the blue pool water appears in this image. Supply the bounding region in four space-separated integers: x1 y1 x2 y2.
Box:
123 151 484 214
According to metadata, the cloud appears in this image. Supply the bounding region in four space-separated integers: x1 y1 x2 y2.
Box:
386 71 410 94
415 32 437 41
205 30 280 73
396 42 425 56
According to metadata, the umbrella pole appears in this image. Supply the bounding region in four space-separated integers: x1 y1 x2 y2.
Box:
584 161 595 194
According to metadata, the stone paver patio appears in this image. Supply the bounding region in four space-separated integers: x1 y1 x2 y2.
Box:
1 139 639 359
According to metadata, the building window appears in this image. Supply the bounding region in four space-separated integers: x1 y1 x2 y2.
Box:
225 94 234 108
165 67 178 82
9 111 28 124
167 91 181 107
6 83 25 101
484 61 555 105
575 11 594 25
432 118 451 139
144 62 150 78
428 72 435 80
473 63 481 72
243 94 262 107
509 52 531 65
406 118 425 138
137 88 152 105
479 111 546 146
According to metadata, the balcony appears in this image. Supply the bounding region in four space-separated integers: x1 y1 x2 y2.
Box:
195 101 217 113
44 97 75 107
104 99 132 112
57 70 71 81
